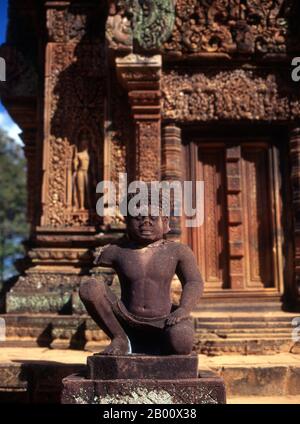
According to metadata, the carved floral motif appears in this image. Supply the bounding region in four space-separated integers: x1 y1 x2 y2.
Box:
162 69 300 122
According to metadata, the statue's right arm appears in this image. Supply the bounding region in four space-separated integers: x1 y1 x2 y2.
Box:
94 244 116 267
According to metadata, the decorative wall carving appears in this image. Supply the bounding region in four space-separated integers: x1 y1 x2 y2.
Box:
46 5 104 43
43 43 105 227
106 1 133 51
162 69 300 122
106 0 176 51
28 248 91 262
163 0 299 56
129 0 176 51
135 121 161 181
47 8 87 42
12 273 97 291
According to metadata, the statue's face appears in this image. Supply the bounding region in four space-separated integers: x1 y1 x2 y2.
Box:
127 213 169 245
80 138 88 150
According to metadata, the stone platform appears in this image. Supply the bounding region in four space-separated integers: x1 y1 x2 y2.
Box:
62 372 226 404
62 354 226 404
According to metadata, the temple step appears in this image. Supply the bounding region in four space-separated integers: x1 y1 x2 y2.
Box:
1 309 300 355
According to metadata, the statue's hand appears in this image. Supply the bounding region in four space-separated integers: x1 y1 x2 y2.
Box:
166 307 189 327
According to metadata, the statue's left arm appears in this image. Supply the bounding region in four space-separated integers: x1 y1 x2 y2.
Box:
167 244 204 326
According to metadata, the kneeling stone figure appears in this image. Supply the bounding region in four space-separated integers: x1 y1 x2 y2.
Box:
79 209 204 356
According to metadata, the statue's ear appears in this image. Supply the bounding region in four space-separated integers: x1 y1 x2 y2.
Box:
162 216 170 234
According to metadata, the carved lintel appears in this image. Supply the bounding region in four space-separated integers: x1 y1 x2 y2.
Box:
289 127 300 301
162 69 300 123
116 54 162 181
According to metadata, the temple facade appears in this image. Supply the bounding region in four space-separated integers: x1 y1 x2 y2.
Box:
1 0 300 354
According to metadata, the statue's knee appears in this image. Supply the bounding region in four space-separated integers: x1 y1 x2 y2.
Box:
166 321 194 355
79 279 104 303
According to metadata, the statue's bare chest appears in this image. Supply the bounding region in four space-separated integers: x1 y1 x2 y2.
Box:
115 247 177 282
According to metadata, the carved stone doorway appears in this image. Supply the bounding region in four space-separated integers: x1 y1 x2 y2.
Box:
183 137 285 298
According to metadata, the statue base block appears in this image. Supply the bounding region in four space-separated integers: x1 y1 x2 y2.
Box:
87 354 199 380
61 355 226 404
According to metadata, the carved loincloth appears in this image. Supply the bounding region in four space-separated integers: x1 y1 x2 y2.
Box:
112 300 171 330
102 282 191 331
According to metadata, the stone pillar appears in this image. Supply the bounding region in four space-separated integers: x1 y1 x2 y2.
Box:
116 54 162 182
289 127 300 303
162 124 182 238
6 1 108 315
162 124 182 182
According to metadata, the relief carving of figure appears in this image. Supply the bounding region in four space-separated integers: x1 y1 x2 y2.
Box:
72 130 91 211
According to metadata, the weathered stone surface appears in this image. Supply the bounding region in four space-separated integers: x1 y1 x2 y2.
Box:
87 354 198 380
6 292 71 314
0 364 27 390
0 361 85 403
5 271 116 315
216 366 287 397
62 373 226 404
288 366 300 396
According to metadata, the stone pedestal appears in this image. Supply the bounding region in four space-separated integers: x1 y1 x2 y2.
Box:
61 354 226 404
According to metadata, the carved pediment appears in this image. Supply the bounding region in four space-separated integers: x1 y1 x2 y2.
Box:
107 0 300 57
162 0 300 57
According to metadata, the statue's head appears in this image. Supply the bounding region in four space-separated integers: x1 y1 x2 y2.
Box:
78 129 89 151
125 187 170 245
